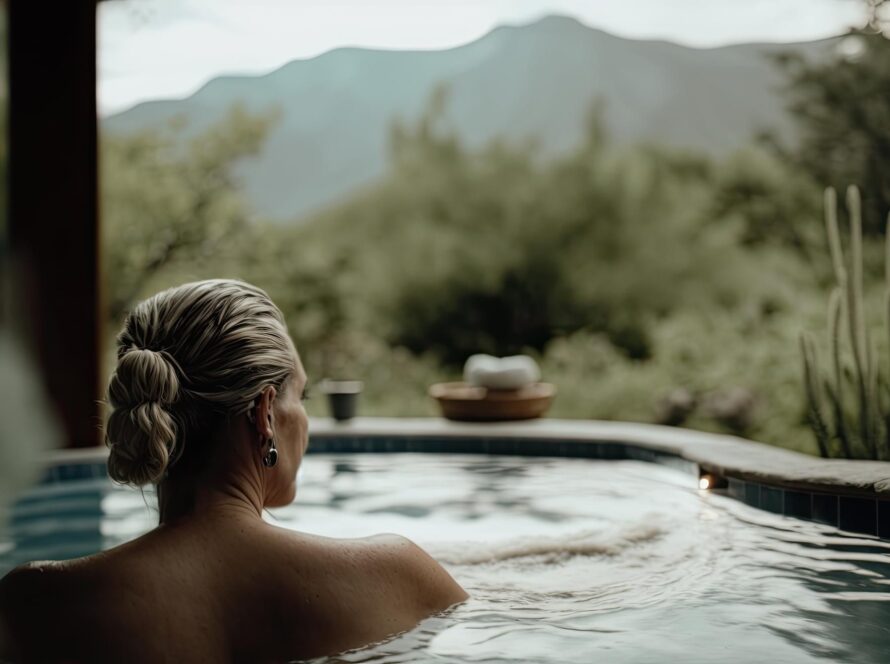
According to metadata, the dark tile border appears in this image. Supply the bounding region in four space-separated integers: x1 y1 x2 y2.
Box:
721 477 885 536
27 434 890 540
879 501 890 539
813 493 839 527
728 478 745 501
36 462 106 486
744 482 761 509
839 497 878 536
784 491 812 520
760 486 784 515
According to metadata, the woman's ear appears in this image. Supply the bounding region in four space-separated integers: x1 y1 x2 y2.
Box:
254 386 278 439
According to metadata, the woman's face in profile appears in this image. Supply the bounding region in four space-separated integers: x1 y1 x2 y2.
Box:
267 356 309 507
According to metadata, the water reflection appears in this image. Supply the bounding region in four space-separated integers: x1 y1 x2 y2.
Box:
4 455 890 663
291 456 890 663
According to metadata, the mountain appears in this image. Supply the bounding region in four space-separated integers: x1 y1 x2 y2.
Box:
103 15 833 222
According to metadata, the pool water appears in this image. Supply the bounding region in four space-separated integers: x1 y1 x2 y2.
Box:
4 454 890 663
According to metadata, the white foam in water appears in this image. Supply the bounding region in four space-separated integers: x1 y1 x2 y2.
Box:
430 522 665 565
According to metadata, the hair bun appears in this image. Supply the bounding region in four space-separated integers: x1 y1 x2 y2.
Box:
105 348 181 486
108 348 180 409
106 403 177 486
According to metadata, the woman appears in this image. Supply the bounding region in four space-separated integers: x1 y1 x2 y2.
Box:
0 279 467 662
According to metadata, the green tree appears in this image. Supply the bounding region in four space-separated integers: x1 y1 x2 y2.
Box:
772 31 890 235
329 94 765 366
710 147 823 265
102 105 276 321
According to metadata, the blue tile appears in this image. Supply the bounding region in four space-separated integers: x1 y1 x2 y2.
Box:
652 452 682 470
601 443 625 460
582 442 601 458
441 438 477 454
440 437 465 452
878 501 890 539
426 438 448 453
728 478 746 501
10 503 104 527
524 440 557 457
57 464 86 482
664 458 698 477
353 437 370 451
406 437 426 453
760 486 784 514
423 437 444 453
626 447 656 463
507 439 529 455
784 491 812 519
487 438 516 455
744 482 761 508
38 466 58 485
839 496 878 535
812 494 839 527
579 441 602 458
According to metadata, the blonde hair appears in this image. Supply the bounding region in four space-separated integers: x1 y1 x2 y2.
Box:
105 279 296 486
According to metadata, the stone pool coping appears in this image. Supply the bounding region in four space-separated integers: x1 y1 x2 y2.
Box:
307 417 890 495
39 417 890 536
44 417 890 496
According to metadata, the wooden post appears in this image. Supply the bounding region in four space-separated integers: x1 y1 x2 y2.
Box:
7 0 102 448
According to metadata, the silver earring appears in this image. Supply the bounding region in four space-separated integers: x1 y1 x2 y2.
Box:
263 437 278 467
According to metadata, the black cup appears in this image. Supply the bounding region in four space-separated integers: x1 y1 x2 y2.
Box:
321 380 363 421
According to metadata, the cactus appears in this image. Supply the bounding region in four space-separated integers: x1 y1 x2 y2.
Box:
801 186 889 460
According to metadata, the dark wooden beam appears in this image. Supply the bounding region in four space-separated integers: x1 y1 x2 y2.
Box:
8 0 102 448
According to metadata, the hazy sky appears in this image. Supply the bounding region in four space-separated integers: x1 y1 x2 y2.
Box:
98 0 865 116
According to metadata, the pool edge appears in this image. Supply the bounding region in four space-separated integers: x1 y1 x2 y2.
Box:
34 417 890 538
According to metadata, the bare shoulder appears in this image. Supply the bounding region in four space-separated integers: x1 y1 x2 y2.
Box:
366 534 464 592
0 550 204 662
1 553 115 606
240 529 466 658
0 561 77 659
0 560 66 611
310 532 467 612
264 526 466 610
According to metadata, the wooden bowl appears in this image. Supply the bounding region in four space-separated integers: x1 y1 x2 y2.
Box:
429 382 556 422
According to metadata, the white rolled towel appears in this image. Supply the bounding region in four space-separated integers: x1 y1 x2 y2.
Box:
463 354 541 390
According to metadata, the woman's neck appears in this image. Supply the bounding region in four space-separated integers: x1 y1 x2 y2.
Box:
158 465 266 525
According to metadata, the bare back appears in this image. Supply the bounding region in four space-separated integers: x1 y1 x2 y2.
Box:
0 516 467 662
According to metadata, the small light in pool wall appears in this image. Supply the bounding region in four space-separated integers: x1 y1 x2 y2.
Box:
698 470 727 491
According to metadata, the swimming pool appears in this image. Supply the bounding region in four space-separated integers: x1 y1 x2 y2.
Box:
4 452 890 663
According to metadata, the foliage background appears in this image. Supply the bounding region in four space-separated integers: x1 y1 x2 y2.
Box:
101 31 890 457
